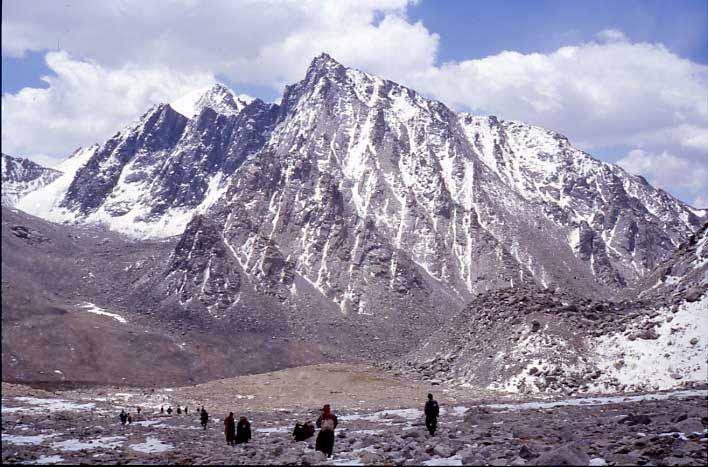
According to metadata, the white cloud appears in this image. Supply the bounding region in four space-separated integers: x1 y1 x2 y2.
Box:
1 51 215 162
1 1 706 204
405 40 707 152
595 29 628 43
1 0 432 89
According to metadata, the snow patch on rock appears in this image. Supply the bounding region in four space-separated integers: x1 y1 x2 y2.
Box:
591 296 708 391
78 302 127 323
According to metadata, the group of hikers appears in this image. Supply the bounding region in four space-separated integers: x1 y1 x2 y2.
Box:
223 403 341 457
158 405 188 415
119 394 441 458
223 412 252 446
220 394 438 458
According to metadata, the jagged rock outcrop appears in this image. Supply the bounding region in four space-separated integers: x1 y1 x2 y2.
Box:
634 222 708 305
1 154 61 206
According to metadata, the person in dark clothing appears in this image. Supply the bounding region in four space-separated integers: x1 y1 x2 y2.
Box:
119 409 128 425
224 412 236 446
160 406 164 414
137 407 141 415
185 406 188 415
235 416 251 444
424 393 439 436
303 421 315 439
177 406 182 415
200 407 209 430
293 420 315 441
167 406 173 415
316 404 338 457
127 414 133 424
293 422 305 441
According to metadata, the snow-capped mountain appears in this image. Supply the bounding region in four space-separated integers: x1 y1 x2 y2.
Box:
1 154 61 207
11 54 707 308
17 84 279 237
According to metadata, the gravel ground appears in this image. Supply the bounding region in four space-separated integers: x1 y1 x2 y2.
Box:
2 364 707 465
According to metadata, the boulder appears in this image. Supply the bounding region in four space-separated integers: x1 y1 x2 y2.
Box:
359 452 384 464
301 451 327 465
619 414 652 426
531 443 589 465
433 444 454 458
685 287 703 302
518 445 537 460
675 418 705 434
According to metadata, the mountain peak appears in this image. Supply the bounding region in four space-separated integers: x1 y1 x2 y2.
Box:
170 83 253 119
305 52 346 78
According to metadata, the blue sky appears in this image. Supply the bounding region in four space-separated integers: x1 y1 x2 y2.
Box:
2 0 706 205
409 0 707 64
5 1 706 96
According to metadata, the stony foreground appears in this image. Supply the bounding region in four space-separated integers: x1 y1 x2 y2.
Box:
2 375 707 465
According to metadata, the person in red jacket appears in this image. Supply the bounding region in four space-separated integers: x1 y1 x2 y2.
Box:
224 412 236 446
316 404 338 457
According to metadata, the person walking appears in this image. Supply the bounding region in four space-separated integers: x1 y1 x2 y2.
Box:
235 416 251 444
200 407 209 430
224 412 236 446
119 409 128 425
315 404 338 458
424 393 439 436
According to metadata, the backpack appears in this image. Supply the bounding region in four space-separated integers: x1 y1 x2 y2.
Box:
320 418 335 432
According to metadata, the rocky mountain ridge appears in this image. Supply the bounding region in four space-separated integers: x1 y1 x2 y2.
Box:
11 55 707 306
1 154 61 207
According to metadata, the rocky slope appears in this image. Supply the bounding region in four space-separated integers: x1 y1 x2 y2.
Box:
388 224 708 394
2 377 707 466
0 207 348 386
1 154 61 207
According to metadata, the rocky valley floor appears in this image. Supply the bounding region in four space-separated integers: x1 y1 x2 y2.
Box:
2 364 707 465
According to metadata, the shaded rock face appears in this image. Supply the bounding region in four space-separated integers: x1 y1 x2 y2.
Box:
633 222 708 305
165 215 241 312
1 154 61 207
60 97 280 222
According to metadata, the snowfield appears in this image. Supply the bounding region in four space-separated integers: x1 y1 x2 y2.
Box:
592 296 708 392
